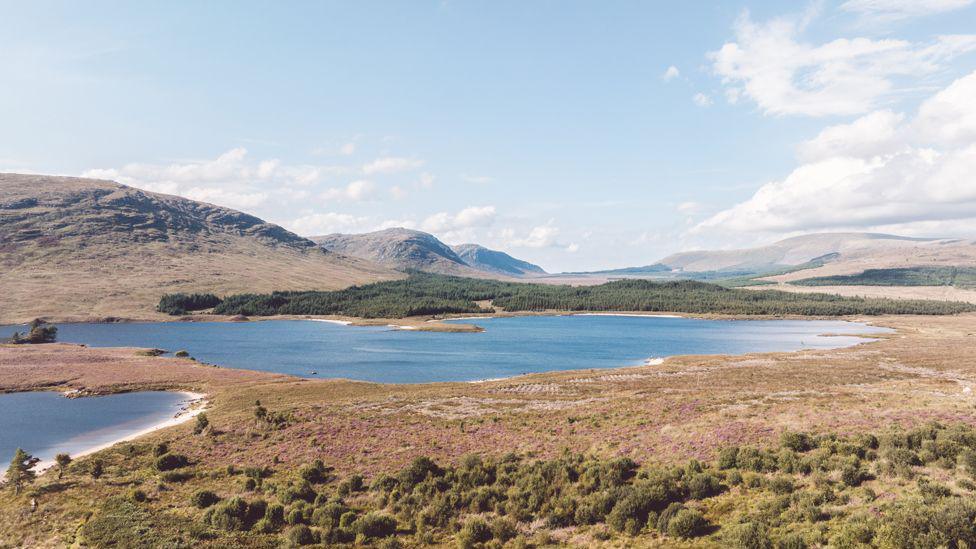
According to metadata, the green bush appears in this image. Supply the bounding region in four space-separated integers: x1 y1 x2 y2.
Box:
457 516 493 548
191 490 220 508
154 453 189 471
353 512 398 539
780 432 813 452
284 524 316 546
667 508 707 538
130 489 147 503
725 522 772 549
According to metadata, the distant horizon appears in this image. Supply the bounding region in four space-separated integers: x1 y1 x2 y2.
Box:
3 1 976 271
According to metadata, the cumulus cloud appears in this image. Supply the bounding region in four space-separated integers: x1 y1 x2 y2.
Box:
82 147 307 211
696 70 976 236
709 7 976 116
460 173 493 184
321 179 376 201
362 156 424 175
841 0 974 21
503 222 578 252
662 65 681 81
421 206 496 234
287 212 372 236
692 93 713 107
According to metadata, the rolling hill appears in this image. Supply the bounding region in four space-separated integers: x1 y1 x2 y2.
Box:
451 243 546 277
0 173 399 323
313 228 545 278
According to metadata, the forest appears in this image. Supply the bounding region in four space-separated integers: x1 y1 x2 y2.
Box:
157 272 976 318
793 267 976 288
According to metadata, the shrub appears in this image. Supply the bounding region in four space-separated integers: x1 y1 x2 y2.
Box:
688 473 723 499
284 524 316 546
130 489 147 503
152 442 169 457
154 453 189 471
718 447 740 469
841 464 869 487
656 502 685 532
207 497 248 531
667 508 707 538
193 413 209 435
457 516 493 548
353 512 398 539
191 490 220 508
265 503 286 528
491 516 518 542
776 533 807 549
768 476 795 495
399 456 443 489
781 432 813 452
725 522 772 549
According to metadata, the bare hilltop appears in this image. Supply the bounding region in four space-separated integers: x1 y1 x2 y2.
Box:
0 174 399 323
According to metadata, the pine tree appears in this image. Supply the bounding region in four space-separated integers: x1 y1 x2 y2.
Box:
6 448 39 495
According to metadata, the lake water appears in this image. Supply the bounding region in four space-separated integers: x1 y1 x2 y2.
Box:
0 391 191 465
0 315 889 384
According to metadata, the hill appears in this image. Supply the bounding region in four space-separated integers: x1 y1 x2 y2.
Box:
451 243 546 277
571 233 976 283
0 173 398 323
313 228 543 278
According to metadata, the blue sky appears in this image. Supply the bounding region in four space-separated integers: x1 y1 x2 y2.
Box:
3 1 976 271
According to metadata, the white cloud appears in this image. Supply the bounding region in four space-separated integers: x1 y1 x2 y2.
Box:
460 173 493 184
693 93 713 107
419 172 435 189
798 109 904 161
321 179 376 202
696 70 976 236
362 156 424 175
841 0 974 21
389 185 408 200
677 201 705 215
339 142 356 156
503 222 577 252
662 65 681 81
421 206 496 234
709 8 976 116
287 212 371 236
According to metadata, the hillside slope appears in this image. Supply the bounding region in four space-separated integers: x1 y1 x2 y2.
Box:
313 228 540 279
0 173 399 323
451 243 546 277
658 233 942 273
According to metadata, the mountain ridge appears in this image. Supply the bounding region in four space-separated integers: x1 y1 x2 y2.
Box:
0 173 398 323
313 228 545 278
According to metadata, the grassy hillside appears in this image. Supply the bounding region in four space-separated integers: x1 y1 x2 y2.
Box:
160 272 976 318
0 174 399 323
792 267 976 289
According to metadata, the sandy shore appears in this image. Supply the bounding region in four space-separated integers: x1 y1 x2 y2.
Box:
33 391 208 473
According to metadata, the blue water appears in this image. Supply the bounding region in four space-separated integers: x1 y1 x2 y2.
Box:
0 391 190 465
0 316 888 384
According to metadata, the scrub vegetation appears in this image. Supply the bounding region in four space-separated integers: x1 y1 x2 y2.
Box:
159 272 976 318
10 422 976 547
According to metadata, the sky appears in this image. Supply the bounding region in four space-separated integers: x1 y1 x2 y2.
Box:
2 1 976 272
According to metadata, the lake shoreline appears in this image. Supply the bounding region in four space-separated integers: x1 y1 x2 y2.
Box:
32 390 207 472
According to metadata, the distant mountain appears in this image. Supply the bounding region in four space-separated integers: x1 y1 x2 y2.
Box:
451 244 546 277
313 228 544 278
573 232 976 282
0 173 397 323
658 233 939 273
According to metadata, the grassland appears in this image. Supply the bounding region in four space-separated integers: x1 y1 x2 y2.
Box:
3 313 976 546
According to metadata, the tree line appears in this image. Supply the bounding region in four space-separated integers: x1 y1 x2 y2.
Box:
156 272 976 319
